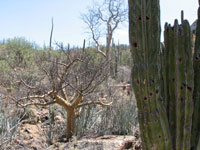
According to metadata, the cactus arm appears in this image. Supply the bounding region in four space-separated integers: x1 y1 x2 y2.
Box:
146 0 170 149
174 20 186 150
163 23 170 116
164 23 178 149
163 22 180 149
181 20 194 150
160 42 173 150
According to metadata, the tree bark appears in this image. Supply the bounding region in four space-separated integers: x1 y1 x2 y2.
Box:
66 108 76 141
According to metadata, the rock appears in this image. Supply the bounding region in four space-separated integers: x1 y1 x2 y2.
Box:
64 135 139 150
54 115 65 124
11 123 48 150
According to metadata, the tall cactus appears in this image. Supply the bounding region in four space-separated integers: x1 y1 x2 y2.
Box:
164 19 194 150
129 0 196 150
192 2 200 149
129 0 172 149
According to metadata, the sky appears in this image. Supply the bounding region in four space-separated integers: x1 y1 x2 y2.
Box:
0 0 198 47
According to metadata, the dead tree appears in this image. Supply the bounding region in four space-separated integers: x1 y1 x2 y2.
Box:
7 47 112 141
81 0 127 73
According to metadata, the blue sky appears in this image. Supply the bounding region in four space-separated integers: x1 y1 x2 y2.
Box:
0 0 198 47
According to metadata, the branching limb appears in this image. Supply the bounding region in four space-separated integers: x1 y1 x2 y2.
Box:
110 84 131 88
22 100 57 107
67 82 82 94
97 46 106 58
19 77 37 89
69 93 77 103
75 107 82 118
16 90 54 102
64 58 82 73
77 100 112 108
71 94 83 107
53 92 71 108
47 58 81 71
60 86 67 100
83 74 108 96
81 70 98 92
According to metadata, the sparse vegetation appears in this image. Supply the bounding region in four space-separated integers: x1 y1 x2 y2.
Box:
5 0 200 149
0 36 138 149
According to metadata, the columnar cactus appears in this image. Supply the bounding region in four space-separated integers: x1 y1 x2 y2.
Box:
129 0 197 150
129 0 172 149
192 2 200 150
164 19 194 150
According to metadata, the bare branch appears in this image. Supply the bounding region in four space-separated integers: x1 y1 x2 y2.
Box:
19 78 37 89
81 69 98 92
69 93 76 103
17 90 54 102
98 8 108 22
67 82 82 94
53 92 71 108
97 46 106 57
83 74 108 96
41 67 50 78
55 42 69 56
60 86 67 100
64 58 82 73
77 100 112 108
49 18 54 50
72 93 83 107
23 100 57 107
110 84 131 88
81 0 127 59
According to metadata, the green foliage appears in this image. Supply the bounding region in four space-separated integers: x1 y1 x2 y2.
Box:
75 84 138 137
4 37 35 67
85 45 131 67
0 60 11 82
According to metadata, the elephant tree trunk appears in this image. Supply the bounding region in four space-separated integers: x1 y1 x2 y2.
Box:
66 108 76 141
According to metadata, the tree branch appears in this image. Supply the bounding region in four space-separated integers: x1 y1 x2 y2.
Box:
19 77 37 89
22 100 57 107
64 58 82 73
72 93 83 107
77 100 112 108
53 92 71 108
49 18 54 50
60 86 67 100
17 90 54 102
97 46 107 58
83 74 108 96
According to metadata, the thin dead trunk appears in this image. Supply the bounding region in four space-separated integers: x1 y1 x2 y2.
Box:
106 35 112 75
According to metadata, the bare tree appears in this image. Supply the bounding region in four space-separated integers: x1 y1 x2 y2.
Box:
5 47 112 141
81 0 127 70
